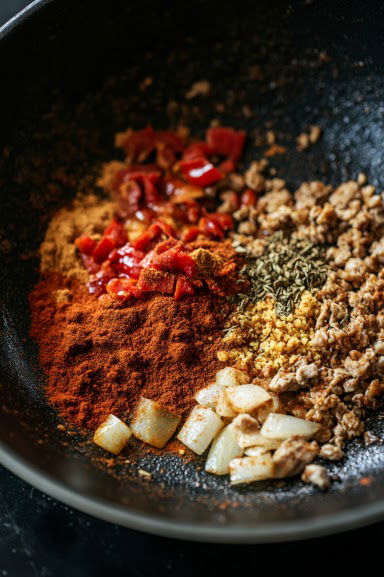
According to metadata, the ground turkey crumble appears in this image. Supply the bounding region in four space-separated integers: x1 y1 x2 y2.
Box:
222 160 384 456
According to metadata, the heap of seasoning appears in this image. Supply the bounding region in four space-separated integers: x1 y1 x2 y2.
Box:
236 231 328 316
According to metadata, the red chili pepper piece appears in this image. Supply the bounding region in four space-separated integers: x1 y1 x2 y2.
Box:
218 158 236 174
113 166 162 215
206 127 246 163
141 174 162 206
92 236 116 264
154 220 177 238
156 131 185 153
154 238 180 255
174 277 196 300
184 200 201 223
198 216 224 240
81 254 100 275
155 132 185 168
103 219 128 247
182 141 212 161
120 126 156 163
156 143 177 170
109 243 145 279
131 220 177 251
131 224 160 251
241 188 258 207
140 249 156 268
88 263 115 296
75 235 97 256
208 212 234 230
106 278 144 300
137 268 176 294
152 247 197 278
180 157 223 187
182 226 200 243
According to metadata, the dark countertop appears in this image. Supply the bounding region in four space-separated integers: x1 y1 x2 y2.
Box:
1 465 384 577
1 3 383 576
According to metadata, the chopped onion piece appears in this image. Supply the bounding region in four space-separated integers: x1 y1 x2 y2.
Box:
240 431 281 450
130 397 182 448
177 406 224 455
226 384 271 413
229 453 274 485
215 367 248 387
253 394 282 424
215 389 237 418
260 413 320 440
194 383 222 409
232 413 281 449
205 423 243 475
93 414 132 455
244 446 270 457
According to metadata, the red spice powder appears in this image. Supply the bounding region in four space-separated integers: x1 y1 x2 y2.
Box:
30 274 231 430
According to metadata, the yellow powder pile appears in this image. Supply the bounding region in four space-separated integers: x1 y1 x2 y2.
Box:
218 291 321 378
40 194 114 281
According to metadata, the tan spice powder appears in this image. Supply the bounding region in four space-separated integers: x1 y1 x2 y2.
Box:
219 291 321 378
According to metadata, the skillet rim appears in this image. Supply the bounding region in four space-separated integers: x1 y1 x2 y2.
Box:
2 442 384 543
1 0 384 543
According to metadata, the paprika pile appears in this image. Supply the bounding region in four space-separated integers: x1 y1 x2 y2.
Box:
30 275 231 429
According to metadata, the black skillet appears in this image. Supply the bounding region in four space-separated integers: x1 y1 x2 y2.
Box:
1 0 384 543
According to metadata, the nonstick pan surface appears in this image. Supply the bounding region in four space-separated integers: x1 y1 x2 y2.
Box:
1 0 384 542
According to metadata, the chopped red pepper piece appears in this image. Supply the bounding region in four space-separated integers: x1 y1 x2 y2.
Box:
197 212 234 240
75 235 97 256
208 212 234 230
88 263 115 296
113 166 162 215
120 126 155 163
182 141 212 161
180 157 223 187
218 158 236 174
119 127 184 168
182 226 200 243
241 188 258 207
141 173 162 206
137 268 176 294
131 220 177 251
131 227 158 251
184 200 201 223
81 254 100 274
198 216 225 240
152 247 197 278
156 143 177 170
106 278 143 300
156 131 185 153
114 177 143 216
154 238 180 255
109 244 145 279
155 132 185 168
174 277 196 300
140 249 156 268
206 127 246 163
103 219 128 247
92 236 116 264
154 220 177 238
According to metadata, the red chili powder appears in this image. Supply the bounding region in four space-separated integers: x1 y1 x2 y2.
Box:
29 274 231 430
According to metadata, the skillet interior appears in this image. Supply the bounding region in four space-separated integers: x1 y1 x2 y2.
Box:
1 0 384 541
